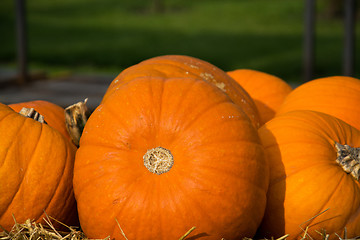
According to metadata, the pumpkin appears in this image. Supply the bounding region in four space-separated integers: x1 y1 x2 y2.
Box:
257 110 360 239
227 69 292 125
0 103 78 231
9 100 73 144
102 55 261 128
277 76 360 130
73 76 269 240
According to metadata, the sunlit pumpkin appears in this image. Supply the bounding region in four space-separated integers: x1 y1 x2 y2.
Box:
277 76 360 130
227 69 292 125
74 76 268 240
257 110 360 240
0 103 78 230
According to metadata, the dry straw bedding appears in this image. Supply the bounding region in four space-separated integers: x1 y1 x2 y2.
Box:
0 212 357 240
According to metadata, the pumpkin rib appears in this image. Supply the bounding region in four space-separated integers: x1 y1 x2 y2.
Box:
151 75 165 133
265 118 337 148
179 99 232 134
268 156 334 187
10 124 63 222
163 175 218 236
288 161 341 180
94 106 133 148
283 167 349 239
179 186 218 227
41 144 71 220
0 115 26 170
165 178 200 231
154 77 240 137
0 110 13 123
181 150 267 233
80 105 139 151
190 161 267 195
343 189 360 227
188 138 263 148
1 117 40 215
183 109 252 138
111 174 145 214
0 117 26 215
133 176 215 239
110 182 162 239
303 173 347 235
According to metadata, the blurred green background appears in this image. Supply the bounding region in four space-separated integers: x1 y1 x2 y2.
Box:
0 0 359 83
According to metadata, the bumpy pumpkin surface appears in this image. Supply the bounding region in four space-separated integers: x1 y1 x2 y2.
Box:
277 76 360 130
0 103 78 230
9 100 73 143
257 110 360 240
102 55 261 128
74 77 268 240
227 69 292 125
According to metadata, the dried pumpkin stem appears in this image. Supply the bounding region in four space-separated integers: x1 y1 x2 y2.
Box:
143 147 174 175
64 98 91 147
19 107 46 124
335 142 360 180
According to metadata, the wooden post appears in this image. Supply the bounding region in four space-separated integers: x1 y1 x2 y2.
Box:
343 0 356 76
303 0 316 82
15 0 28 85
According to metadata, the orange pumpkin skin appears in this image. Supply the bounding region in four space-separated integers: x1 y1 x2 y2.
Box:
277 76 360 130
9 100 73 144
102 55 261 128
227 69 292 125
257 110 360 240
74 77 268 240
0 103 78 230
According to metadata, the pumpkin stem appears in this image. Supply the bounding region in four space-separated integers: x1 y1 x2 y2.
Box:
64 98 91 147
19 107 47 124
335 142 360 180
143 147 174 175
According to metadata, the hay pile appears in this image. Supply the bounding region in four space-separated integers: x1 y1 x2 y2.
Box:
0 214 197 240
0 214 91 240
1 214 355 240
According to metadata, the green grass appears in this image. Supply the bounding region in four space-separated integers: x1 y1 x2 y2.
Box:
0 0 359 83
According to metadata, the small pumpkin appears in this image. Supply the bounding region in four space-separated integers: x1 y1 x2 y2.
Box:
227 69 292 125
102 55 261 128
257 110 360 239
73 76 268 240
0 102 78 230
277 76 360 130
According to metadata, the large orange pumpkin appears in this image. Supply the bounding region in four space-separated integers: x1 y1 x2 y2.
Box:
0 103 78 230
227 69 292 125
257 110 360 239
73 76 268 240
277 76 360 130
102 55 261 128
9 100 73 143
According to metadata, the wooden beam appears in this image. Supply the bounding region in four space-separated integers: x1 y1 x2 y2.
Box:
15 0 28 85
303 0 316 82
343 0 356 76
